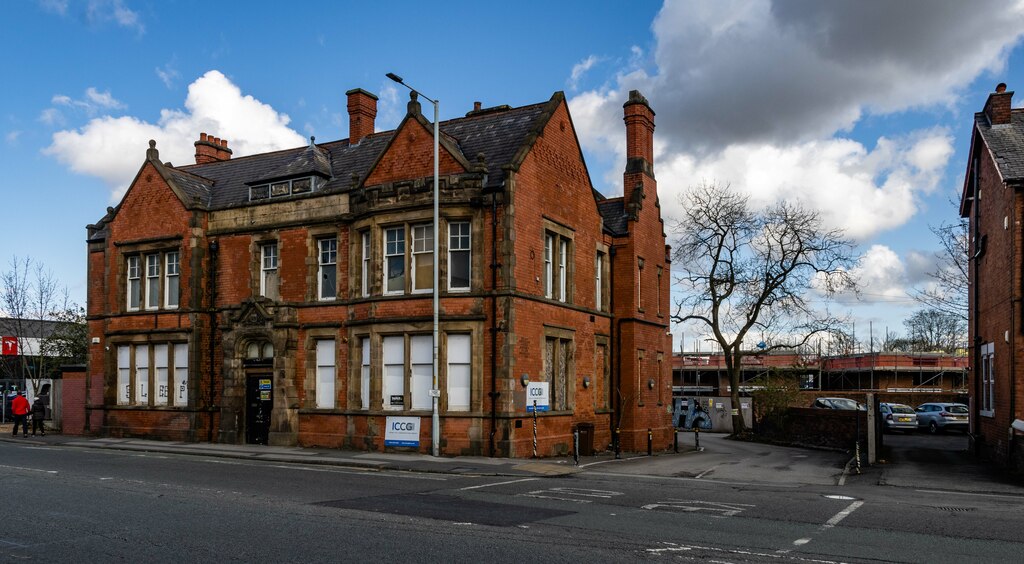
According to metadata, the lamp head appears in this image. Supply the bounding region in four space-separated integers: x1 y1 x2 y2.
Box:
386 72 403 84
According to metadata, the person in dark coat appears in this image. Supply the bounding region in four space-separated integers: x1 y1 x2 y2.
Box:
30 396 47 436
10 391 30 437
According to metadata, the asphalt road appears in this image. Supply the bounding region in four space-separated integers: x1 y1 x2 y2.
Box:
2 439 1023 563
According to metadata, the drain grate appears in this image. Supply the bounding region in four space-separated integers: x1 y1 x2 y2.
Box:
935 506 975 512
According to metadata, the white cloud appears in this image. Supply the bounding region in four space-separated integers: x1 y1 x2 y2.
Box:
156 62 180 89
86 0 144 35
49 87 126 116
38 108 64 126
375 83 402 132
5 130 21 144
569 0 1018 242
44 70 306 201
37 0 68 15
569 55 601 91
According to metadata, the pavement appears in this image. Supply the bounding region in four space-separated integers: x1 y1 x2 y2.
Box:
1 423 1022 494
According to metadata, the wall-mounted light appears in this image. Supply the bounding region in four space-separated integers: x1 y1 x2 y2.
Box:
582 376 591 389
647 378 655 390
520 373 530 387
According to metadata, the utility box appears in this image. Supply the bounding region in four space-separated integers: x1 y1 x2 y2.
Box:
575 422 595 456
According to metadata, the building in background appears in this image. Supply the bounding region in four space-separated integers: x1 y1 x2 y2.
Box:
85 87 672 457
960 82 1024 472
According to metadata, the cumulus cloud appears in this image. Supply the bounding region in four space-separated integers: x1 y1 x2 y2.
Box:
5 130 21 145
569 0 1021 238
45 70 306 201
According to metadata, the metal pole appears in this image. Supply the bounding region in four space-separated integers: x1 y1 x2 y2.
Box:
532 399 538 458
573 428 579 466
431 98 440 458
387 73 441 457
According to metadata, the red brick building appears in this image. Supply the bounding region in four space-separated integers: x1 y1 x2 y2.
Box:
960 82 1024 471
85 87 672 457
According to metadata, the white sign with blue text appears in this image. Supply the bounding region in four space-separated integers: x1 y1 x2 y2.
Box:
384 416 421 447
526 381 550 412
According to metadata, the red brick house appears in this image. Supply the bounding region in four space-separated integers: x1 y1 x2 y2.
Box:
960 82 1024 471
85 87 672 457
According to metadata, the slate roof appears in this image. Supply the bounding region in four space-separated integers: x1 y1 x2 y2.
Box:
975 109 1024 182
173 100 552 210
597 198 628 236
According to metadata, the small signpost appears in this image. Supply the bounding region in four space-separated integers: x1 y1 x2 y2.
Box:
384 416 420 447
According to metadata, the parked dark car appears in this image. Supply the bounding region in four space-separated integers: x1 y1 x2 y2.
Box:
812 397 866 410
879 402 917 433
915 402 969 433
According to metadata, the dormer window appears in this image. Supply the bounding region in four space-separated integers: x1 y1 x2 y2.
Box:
249 176 319 201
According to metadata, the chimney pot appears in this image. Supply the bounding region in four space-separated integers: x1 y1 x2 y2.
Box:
200 132 208 142
474 101 482 111
997 83 1007 93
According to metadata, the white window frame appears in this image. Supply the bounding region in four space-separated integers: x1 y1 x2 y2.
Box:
595 252 603 311
384 227 406 295
637 258 645 311
154 344 169 406
360 337 370 410
558 240 567 301
135 345 150 405
127 256 141 311
164 252 180 309
117 345 131 405
447 334 471 412
260 242 279 298
981 342 995 417
411 223 434 294
318 237 338 301
382 335 405 410
544 234 554 298
145 253 161 310
410 335 432 410
361 231 371 297
315 339 336 409
448 221 471 292
173 343 188 406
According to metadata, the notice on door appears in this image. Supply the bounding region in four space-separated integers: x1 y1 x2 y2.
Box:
384 416 420 447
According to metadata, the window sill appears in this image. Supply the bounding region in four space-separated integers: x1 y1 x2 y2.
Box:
980 410 995 418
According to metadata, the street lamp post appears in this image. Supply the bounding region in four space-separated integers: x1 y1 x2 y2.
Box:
387 72 440 457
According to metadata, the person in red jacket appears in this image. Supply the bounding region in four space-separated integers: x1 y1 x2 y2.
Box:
10 391 30 437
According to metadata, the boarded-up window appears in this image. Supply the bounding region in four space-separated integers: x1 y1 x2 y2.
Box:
316 340 336 409
410 335 432 410
447 334 471 412
383 336 405 410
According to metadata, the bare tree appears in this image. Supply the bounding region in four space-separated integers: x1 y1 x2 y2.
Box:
909 219 968 321
0 256 73 394
671 182 858 434
902 308 965 353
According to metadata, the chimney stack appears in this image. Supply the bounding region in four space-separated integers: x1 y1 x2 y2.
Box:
623 90 655 178
194 132 233 164
346 88 378 145
984 82 1013 125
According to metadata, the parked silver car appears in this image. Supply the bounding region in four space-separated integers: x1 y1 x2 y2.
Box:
812 397 866 410
915 402 969 433
879 403 917 433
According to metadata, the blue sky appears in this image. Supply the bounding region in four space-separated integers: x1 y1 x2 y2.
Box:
2 0 1023 350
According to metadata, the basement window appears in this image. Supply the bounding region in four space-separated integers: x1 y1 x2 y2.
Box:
249 176 318 201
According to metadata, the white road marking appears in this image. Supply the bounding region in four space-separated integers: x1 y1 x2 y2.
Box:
642 500 754 517
519 487 624 503
695 465 720 479
823 494 855 500
652 541 846 563
460 477 538 491
578 455 649 468
586 470 803 488
784 499 865 551
915 489 1024 500
0 464 57 474
824 500 863 528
